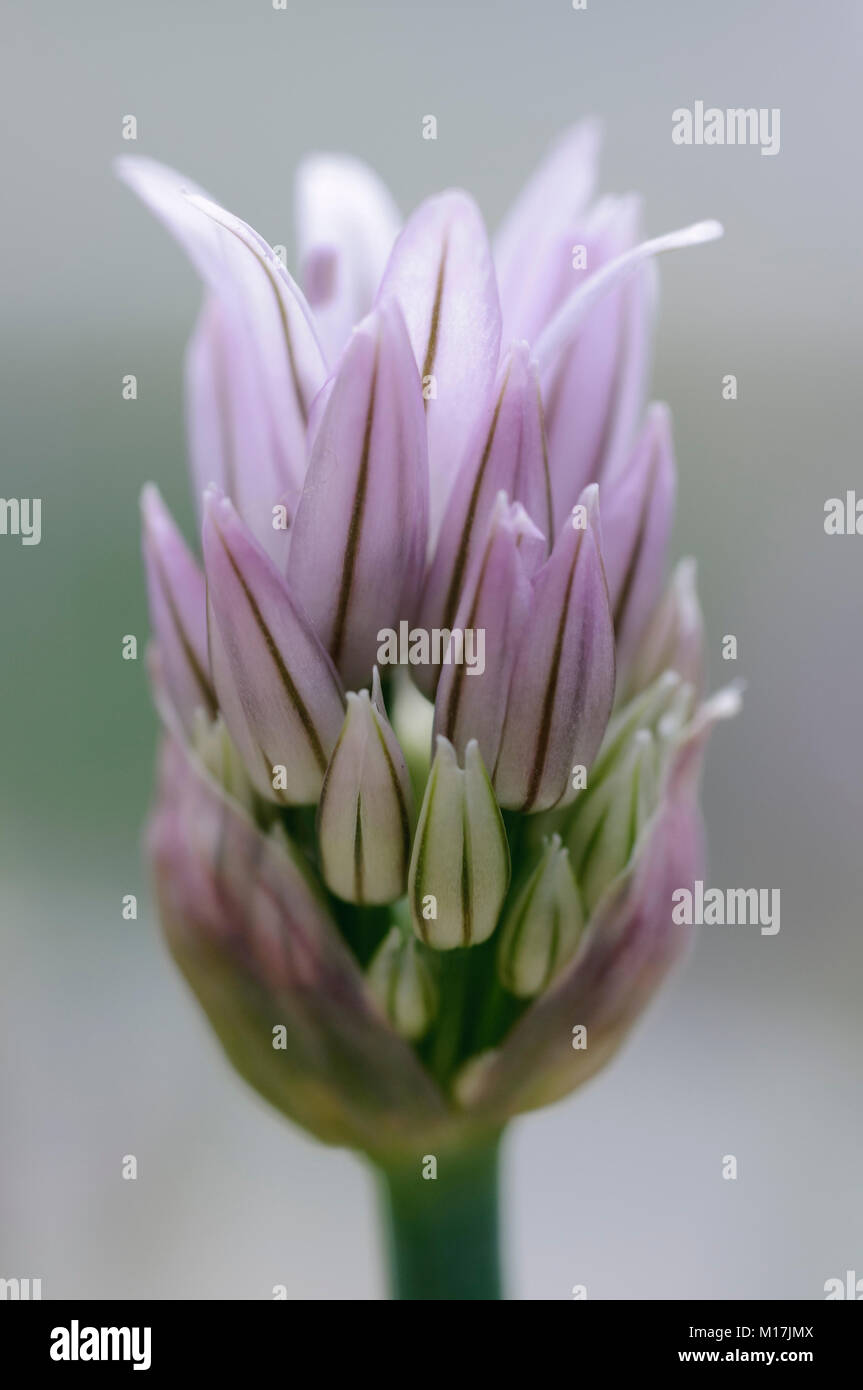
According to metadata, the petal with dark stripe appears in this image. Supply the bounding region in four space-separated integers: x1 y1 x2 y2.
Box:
202 489 345 805
601 403 676 670
117 157 327 546
432 494 545 772
417 342 553 695
378 190 502 539
287 300 429 690
493 485 616 813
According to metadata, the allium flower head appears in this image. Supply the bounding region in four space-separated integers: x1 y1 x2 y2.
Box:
119 124 738 1166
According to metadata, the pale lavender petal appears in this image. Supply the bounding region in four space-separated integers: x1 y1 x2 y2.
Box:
433 495 545 771
378 190 502 538
117 157 327 533
202 489 345 804
493 485 616 812
140 484 215 737
295 153 401 362
494 119 602 343
287 300 429 691
417 342 553 676
536 196 642 525
601 403 676 666
535 214 722 525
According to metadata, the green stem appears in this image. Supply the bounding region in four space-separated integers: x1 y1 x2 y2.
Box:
377 1134 504 1300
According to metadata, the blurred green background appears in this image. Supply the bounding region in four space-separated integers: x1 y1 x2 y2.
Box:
1 0 861 1297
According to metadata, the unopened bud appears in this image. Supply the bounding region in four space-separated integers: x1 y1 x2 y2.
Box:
367 927 437 1041
409 737 510 949
498 835 585 998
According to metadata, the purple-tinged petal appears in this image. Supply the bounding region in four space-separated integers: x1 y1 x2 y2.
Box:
494 119 602 343
455 686 742 1120
184 296 300 563
287 300 429 691
409 738 510 950
140 484 215 737
601 403 676 667
117 158 327 539
625 557 707 701
295 153 401 362
493 485 616 813
378 190 502 539
534 214 722 525
317 685 413 905
535 195 643 525
433 495 545 771
202 489 345 805
149 735 447 1156
417 342 553 686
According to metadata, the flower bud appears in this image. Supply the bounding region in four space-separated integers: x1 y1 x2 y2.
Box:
493 484 616 812
202 489 345 805
565 728 658 915
317 682 413 905
497 835 585 998
409 737 510 949
367 927 437 1041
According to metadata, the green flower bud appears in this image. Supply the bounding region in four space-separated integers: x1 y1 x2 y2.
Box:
367 927 438 1041
566 728 658 915
409 737 510 949
497 835 585 998
317 683 413 905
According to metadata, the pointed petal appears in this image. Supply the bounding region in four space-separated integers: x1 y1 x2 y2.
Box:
432 495 544 771
317 688 413 905
287 300 429 690
202 489 345 804
494 119 602 342
295 153 401 361
367 927 438 1042
493 486 616 812
409 738 510 950
625 557 707 700
418 342 553 667
140 484 215 736
117 157 327 536
378 190 502 538
535 213 721 525
149 735 446 1156
601 403 676 665
455 687 741 1120
497 835 585 998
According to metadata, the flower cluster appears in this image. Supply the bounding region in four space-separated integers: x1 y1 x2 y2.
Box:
120 123 738 1160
